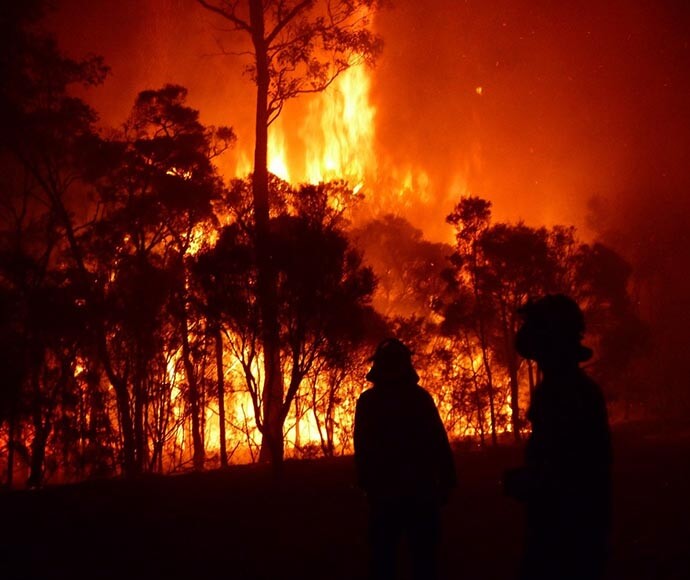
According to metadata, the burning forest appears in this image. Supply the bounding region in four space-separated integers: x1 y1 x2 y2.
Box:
0 0 688 491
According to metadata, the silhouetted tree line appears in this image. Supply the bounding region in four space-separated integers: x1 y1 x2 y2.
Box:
0 3 647 487
352 205 647 448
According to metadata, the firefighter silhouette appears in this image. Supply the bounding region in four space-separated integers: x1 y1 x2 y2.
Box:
505 294 612 580
355 338 456 580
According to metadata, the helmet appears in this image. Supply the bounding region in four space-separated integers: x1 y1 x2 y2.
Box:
368 338 413 365
515 294 593 363
366 338 419 385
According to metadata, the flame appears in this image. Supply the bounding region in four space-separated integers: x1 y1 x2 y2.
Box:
187 223 218 255
258 58 452 233
223 42 451 228
301 63 377 185
235 149 252 178
151 58 488 472
119 21 485 473
268 121 291 181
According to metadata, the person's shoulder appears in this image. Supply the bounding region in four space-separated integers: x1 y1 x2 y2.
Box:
578 370 604 398
357 387 377 405
413 385 437 405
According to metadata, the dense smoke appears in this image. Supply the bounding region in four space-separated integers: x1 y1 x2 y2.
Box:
372 0 690 409
587 189 690 411
373 0 690 231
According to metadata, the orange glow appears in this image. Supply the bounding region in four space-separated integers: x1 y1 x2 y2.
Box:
161 50 453 466
268 122 291 182
259 58 457 240
8 0 678 488
302 63 376 185
40 7 540 479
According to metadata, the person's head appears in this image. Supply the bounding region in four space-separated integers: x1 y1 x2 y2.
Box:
365 338 419 386
515 294 593 371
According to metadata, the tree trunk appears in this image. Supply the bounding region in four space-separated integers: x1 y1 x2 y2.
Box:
480 340 498 446
326 380 337 457
111 375 138 476
527 359 535 397
501 313 521 442
465 334 486 446
472 375 486 447
471 251 498 446
507 356 521 442
27 419 49 488
6 409 16 488
180 306 205 471
27 368 49 488
475 303 497 445
250 0 285 471
215 327 228 467
133 357 147 472
294 395 301 452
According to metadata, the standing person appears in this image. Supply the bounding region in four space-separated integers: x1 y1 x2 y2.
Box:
504 294 612 580
355 338 456 580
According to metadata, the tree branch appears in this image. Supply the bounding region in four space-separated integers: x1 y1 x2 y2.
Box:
266 0 314 45
197 0 252 33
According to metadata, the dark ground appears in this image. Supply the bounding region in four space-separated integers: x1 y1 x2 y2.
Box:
1 422 689 580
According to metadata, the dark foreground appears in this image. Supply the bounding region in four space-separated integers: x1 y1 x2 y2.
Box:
1 423 689 580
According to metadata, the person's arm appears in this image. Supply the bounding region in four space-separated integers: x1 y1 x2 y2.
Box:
353 395 371 492
428 395 457 495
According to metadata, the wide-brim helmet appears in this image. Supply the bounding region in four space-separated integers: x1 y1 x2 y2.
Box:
366 338 419 384
515 294 593 363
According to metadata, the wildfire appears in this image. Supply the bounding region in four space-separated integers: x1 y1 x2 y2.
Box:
225 47 449 230
175 57 475 467
56 28 483 479
268 123 291 182
84 55 486 474
228 59 378 190
164 340 355 468
6 0 656 491
302 63 377 185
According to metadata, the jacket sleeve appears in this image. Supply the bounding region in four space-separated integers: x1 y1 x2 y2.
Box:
429 395 457 490
353 395 371 491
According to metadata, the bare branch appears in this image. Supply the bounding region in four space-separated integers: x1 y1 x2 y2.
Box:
197 0 252 33
266 0 314 46
201 37 255 59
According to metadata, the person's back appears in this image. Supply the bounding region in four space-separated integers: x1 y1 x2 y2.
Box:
354 339 456 580
525 367 611 576
526 368 611 502
355 382 456 501
505 295 612 580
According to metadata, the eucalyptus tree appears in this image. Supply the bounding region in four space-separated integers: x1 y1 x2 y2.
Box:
197 0 382 465
86 85 233 472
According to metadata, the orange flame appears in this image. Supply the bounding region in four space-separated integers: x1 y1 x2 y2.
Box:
301 64 376 186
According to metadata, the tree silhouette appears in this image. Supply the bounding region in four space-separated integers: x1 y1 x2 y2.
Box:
351 214 450 317
197 0 382 466
478 222 552 440
442 196 647 443
0 285 28 486
444 197 501 444
84 85 232 473
195 179 379 460
0 0 108 483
